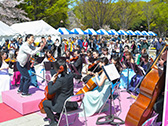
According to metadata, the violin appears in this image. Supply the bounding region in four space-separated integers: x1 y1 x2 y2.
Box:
125 44 167 126
66 56 78 63
76 70 103 95
5 58 16 63
88 60 100 70
30 57 35 63
48 56 56 62
38 66 64 114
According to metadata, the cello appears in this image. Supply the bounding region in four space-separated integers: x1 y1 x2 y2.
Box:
125 45 167 126
38 66 64 114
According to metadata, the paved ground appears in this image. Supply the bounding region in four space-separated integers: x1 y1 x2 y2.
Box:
0 49 156 126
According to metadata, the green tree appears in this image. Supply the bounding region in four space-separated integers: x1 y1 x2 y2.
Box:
74 0 118 30
19 0 70 28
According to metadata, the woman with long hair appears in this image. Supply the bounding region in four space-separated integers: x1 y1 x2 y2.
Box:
79 57 112 117
0 51 10 95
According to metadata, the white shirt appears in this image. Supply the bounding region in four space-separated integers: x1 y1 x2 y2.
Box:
17 42 40 67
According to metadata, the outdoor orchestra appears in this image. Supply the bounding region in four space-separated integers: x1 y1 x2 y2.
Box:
0 0 168 126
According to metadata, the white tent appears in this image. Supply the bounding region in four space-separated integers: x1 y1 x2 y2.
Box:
0 21 18 36
0 21 18 46
11 20 60 36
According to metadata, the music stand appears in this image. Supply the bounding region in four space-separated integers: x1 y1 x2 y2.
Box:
43 62 57 82
56 57 67 62
36 57 45 64
96 64 124 125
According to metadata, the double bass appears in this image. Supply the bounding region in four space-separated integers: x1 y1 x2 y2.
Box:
38 66 64 113
125 45 167 126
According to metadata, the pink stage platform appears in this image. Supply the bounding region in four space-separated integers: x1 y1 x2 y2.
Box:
2 86 44 115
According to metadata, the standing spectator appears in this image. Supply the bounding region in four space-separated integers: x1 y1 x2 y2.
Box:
47 35 53 50
153 38 165 56
83 38 88 51
51 39 61 58
89 38 96 51
85 36 89 44
67 37 74 52
78 36 83 48
1 39 9 54
112 35 121 42
92 36 97 44
39 37 48 57
140 38 150 51
8 39 18 59
131 41 136 56
18 37 23 48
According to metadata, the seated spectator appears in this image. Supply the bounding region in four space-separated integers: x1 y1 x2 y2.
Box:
139 53 151 72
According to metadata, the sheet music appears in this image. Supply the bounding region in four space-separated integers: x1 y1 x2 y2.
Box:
102 64 120 82
162 51 168 126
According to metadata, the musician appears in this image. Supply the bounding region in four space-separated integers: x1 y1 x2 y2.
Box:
46 50 56 62
16 34 45 97
85 50 94 64
43 59 78 126
153 49 167 122
111 55 122 73
73 49 83 78
79 57 111 117
0 51 10 95
88 50 101 73
100 48 111 60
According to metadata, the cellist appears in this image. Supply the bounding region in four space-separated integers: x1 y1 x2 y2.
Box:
42 59 78 126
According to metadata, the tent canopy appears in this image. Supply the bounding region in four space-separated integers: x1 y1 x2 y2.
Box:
0 21 18 36
85 28 99 35
57 27 74 35
11 20 60 36
118 30 128 36
97 29 110 35
108 29 119 35
71 28 87 35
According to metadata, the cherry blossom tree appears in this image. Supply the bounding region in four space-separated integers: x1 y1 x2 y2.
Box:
0 0 30 25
